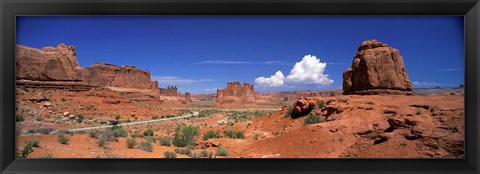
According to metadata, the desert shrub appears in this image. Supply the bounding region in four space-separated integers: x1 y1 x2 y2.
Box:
317 100 325 108
400 141 408 146
75 115 84 123
370 131 380 139
164 151 177 158
339 98 349 103
253 134 259 141
216 146 229 156
285 103 296 117
57 134 69 144
34 128 54 134
115 115 121 121
203 130 221 140
223 130 245 139
304 115 322 125
107 126 128 138
174 148 192 156
143 129 154 136
158 137 171 146
19 140 39 158
131 131 145 138
200 150 208 158
36 117 44 121
126 138 136 148
139 141 153 152
200 144 207 149
131 114 136 118
89 129 100 138
198 109 222 118
16 129 22 136
145 136 156 143
450 92 456 95
40 154 54 158
416 111 422 115
16 115 25 122
152 115 158 119
30 139 40 147
172 125 199 147
126 119 131 123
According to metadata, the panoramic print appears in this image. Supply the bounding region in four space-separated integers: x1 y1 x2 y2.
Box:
15 16 464 158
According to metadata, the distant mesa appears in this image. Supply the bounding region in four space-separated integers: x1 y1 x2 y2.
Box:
342 39 415 95
160 85 179 96
216 82 255 105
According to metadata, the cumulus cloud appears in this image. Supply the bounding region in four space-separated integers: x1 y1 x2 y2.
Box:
254 55 333 88
254 71 285 87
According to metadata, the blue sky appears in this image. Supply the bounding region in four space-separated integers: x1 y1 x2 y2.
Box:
16 16 464 94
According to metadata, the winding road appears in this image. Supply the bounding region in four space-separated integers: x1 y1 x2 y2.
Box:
47 112 199 134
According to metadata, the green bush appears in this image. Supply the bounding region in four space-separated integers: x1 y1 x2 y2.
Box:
75 114 84 123
174 148 192 156
107 126 128 138
158 137 171 146
19 140 39 158
203 130 221 140
304 115 322 125
339 98 349 103
40 154 54 158
216 146 229 156
89 129 100 138
126 138 136 149
16 115 25 122
253 134 259 141
200 150 208 158
151 115 158 119
285 103 296 117
416 111 422 115
145 136 156 143
115 115 121 121
143 129 154 136
370 131 380 139
172 125 199 147
223 130 245 139
57 134 69 144
139 141 153 152
164 151 177 158
317 100 325 108
30 139 40 147
200 144 207 149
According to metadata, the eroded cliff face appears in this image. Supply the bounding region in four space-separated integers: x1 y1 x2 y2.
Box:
16 44 158 91
216 82 255 105
82 63 158 90
16 44 83 81
342 39 414 95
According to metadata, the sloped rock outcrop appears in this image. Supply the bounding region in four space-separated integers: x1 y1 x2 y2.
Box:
343 39 414 95
82 63 158 90
16 44 83 81
216 82 255 105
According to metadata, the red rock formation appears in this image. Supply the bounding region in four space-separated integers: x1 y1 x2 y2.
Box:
81 63 158 90
159 85 178 96
185 92 191 102
16 44 159 91
216 82 256 105
16 44 83 81
343 39 414 95
291 97 320 118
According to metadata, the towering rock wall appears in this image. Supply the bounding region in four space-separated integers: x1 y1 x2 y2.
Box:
82 63 158 90
342 39 414 95
16 44 158 91
16 44 83 81
185 92 191 102
216 82 256 105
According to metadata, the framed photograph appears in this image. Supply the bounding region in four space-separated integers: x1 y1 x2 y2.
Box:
1 0 479 173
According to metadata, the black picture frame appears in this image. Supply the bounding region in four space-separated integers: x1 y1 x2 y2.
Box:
1 0 479 173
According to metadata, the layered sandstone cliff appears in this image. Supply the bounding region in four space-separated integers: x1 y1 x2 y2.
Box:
16 44 158 91
216 82 255 105
342 39 414 95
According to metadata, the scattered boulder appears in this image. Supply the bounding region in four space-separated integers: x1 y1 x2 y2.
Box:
342 39 414 95
63 112 70 116
291 97 319 118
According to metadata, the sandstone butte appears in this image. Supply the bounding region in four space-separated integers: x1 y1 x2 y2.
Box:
216 82 255 105
16 43 159 91
342 39 415 95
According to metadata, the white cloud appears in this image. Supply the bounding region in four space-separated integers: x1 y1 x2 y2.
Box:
254 71 285 87
152 76 212 84
254 55 333 88
204 88 218 92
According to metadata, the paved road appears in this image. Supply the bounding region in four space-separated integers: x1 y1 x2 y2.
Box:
47 112 198 134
